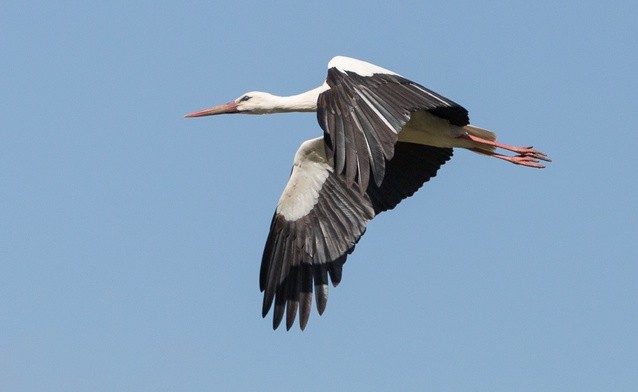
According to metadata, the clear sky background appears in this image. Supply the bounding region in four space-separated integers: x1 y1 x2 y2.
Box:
2 1 637 391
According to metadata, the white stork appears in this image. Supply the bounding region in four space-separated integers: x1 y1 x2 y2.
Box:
185 56 550 330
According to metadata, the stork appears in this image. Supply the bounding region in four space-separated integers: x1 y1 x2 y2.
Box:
185 56 550 330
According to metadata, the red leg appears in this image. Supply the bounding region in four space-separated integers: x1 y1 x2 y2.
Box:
466 133 551 163
471 148 547 168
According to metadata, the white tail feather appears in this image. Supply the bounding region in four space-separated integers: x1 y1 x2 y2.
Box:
464 125 497 154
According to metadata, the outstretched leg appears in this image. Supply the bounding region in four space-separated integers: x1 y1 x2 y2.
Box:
465 133 551 169
470 148 547 168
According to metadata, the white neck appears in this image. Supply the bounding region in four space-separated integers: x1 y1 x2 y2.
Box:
267 84 328 113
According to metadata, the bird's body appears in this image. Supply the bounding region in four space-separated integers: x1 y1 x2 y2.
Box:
185 56 550 330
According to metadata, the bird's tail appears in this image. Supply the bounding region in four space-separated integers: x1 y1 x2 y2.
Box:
464 125 497 154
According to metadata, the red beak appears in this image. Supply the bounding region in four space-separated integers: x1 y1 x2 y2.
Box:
184 101 239 117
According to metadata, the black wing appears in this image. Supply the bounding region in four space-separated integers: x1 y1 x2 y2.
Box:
367 142 453 214
260 138 374 330
317 66 467 191
260 138 453 330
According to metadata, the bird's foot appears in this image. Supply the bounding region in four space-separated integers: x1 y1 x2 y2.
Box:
466 133 551 168
504 154 547 168
509 146 552 163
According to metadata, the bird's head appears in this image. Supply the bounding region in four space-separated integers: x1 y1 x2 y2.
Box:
184 91 280 117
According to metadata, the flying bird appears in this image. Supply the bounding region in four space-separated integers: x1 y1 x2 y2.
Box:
185 56 550 330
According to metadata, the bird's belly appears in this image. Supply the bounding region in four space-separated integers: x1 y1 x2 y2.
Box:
398 110 471 149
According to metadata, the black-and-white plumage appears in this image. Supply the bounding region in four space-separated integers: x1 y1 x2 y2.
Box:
318 59 468 190
185 56 550 330
259 138 452 330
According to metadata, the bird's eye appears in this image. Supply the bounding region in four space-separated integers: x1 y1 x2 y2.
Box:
239 95 251 102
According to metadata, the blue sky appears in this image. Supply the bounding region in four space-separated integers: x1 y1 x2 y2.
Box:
2 0 637 390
